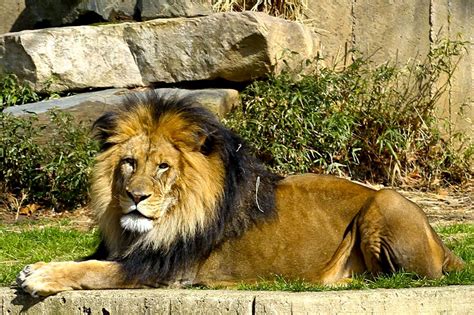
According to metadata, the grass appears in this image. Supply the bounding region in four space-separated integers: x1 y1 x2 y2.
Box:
0 74 59 111
212 0 308 21
0 222 471 290
0 220 99 286
0 74 40 111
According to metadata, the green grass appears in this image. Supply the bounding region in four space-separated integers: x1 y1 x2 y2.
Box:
238 267 473 292
0 221 99 286
0 222 471 290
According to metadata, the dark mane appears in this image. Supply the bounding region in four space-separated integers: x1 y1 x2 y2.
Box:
90 91 282 284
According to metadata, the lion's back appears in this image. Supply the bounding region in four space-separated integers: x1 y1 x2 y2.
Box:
276 173 375 218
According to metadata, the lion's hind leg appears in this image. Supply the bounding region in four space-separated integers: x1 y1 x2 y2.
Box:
357 189 461 279
317 216 366 285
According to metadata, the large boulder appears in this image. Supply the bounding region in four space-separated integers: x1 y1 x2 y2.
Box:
0 12 321 93
9 0 212 32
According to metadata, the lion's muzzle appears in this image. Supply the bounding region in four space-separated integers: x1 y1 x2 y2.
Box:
126 186 152 205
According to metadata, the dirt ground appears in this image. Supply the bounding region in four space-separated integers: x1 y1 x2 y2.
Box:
1 185 472 230
400 189 473 226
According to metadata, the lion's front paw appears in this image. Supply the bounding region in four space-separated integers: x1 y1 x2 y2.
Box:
17 262 77 297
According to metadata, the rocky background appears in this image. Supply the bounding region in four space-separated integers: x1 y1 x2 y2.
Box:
0 0 472 134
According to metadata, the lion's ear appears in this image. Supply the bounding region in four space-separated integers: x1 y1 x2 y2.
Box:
197 131 214 155
172 129 214 155
92 112 118 151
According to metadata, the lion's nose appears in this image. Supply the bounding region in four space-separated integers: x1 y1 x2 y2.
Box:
126 189 151 205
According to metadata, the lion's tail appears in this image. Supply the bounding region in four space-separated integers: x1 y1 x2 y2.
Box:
442 245 465 273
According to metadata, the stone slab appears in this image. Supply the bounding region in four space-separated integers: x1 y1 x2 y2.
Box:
3 88 240 123
1 286 473 314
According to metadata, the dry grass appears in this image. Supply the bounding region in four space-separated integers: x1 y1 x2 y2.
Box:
212 0 308 21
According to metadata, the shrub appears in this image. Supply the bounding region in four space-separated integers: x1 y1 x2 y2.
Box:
224 39 472 188
0 74 41 111
0 114 41 196
0 74 60 112
0 110 99 210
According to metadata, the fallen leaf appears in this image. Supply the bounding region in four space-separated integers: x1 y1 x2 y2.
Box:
19 204 41 216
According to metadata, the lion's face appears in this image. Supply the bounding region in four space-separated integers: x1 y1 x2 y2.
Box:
92 101 226 252
89 95 283 281
114 134 181 234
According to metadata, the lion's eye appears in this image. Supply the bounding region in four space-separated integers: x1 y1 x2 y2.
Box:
158 163 169 170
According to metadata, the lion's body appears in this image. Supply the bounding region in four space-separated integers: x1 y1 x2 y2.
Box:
196 174 461 285
196 174 371 284
18 94 463 297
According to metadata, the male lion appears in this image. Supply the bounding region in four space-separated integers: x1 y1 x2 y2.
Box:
18 93 463 297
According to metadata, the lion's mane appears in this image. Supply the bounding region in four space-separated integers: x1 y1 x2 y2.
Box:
89 92 281 283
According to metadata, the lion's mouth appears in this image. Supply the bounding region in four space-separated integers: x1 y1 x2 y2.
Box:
120 210 154 233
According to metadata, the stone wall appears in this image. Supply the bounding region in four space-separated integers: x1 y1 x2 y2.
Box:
430 0 473 134
305 0 473 134
1 0 472 133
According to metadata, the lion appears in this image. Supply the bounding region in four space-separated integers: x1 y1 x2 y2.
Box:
17 92 464 297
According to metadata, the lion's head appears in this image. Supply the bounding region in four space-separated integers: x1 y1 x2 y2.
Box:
90 92 280 282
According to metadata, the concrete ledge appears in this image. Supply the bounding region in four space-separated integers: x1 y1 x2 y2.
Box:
1 286 473 314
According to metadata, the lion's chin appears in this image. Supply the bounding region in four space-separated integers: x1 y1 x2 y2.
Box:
120 211 154 234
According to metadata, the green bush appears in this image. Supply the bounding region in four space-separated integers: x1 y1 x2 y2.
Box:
0 74 61 112
0 74 40 111
225 39 473 188
0 110 99 210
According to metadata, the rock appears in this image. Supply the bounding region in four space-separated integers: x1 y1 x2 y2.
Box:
9 0 212 32
0 0 25 34
3 88 240 123
0 12 321 93
140 0 212 19
159 88 240 117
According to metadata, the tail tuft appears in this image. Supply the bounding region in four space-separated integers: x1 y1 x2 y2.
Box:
443 248 465 273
